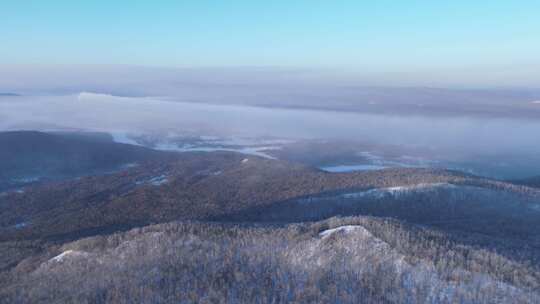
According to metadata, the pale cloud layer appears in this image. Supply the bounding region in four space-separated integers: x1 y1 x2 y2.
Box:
1 65 540 166
2 92 540 157
2 65 540 125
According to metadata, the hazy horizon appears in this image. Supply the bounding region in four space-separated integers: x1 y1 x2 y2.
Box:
2 64 540 91
2 1 540 87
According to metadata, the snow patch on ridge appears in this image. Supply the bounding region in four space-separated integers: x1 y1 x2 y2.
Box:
343 182 455 198
11 176 40 183
320 164 387 172
136 175 169 186
298 183 455 203
320 151 436 173
13 222 28 229
50 250 88 263
319 225 370 239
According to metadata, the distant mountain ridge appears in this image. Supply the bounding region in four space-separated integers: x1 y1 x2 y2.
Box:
0 131 170 191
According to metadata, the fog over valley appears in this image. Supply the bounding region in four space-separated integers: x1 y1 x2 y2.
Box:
2 87 540 178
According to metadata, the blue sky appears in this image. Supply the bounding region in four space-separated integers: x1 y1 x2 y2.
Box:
1 1 539 72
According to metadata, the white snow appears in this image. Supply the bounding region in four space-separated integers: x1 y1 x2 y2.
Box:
320 164 387 172
77 91 117 101
153 142 278 159
51 250 74 262
136 175 169 186
319 225 370 239
320 151 398 172
11 176 40 183
340 189 381 199
14 222 28 229
235 146 279 159
355 183 454 198
111 132 143 146
50 250 88 262
111 132 288 159
385 183 454 192
320 151 434 172
196 169 223 176
121 163 139 169
210 137 294 146
299 183 455 203
148 175 168 186
241 158 249 163
1 188 27 195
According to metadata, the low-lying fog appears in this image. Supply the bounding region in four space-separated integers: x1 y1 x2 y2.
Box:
0 92 538 149
2 91 540 179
